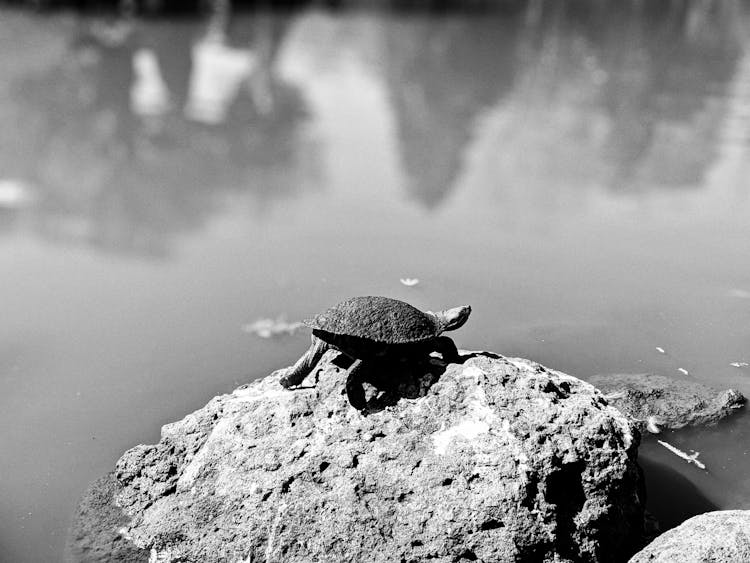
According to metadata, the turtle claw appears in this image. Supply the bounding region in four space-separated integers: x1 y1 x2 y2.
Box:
274 368 295 388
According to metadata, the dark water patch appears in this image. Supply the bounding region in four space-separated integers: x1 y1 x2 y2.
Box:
639 456 718 531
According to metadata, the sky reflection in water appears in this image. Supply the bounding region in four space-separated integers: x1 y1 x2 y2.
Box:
1 2 750 561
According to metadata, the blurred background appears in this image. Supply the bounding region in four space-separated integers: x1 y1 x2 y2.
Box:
1 0 749 561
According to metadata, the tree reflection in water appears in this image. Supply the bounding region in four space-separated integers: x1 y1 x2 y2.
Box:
5 11 312 257
0 0 747 253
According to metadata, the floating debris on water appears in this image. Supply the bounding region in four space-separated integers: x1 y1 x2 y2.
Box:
602 391 627 401
242 317 304 339
0 179 35 208
657 440 706 470
399 278 420 287
646 416 662 434
677 368 689 375
728 289 750 299
730 362 749 368
655 347 666 354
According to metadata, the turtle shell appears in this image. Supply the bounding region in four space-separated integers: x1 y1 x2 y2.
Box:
304 296 440 344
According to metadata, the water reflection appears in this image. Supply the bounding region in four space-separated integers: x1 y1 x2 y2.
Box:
4 13 311 256
2 2 749 255
576 1 744 190
458 0 747 209
384 12 523 208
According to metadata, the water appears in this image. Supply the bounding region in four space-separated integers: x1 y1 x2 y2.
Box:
1 2 750 561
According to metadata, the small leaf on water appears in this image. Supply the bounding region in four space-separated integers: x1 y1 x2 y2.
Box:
728 289 750 299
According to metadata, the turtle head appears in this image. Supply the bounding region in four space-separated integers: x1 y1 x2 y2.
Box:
433 305 472 332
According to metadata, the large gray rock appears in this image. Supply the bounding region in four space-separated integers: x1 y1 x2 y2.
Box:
115 352 645 562
588 373 745 434
629 510 750 562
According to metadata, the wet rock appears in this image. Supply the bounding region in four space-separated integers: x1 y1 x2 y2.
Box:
588 373 745 434
115 353 645 562
64 473 148 563
629 510 750 562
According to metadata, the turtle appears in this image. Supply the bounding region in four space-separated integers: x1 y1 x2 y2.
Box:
277 296 472 410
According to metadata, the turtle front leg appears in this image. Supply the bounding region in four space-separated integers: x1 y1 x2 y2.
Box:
278 335 329 388
345 359 367 411
430 336 461 364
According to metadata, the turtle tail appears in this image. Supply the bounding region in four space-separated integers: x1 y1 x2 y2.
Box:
279 335 329 388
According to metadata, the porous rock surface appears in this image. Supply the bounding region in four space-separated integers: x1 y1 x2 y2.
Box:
629 510 750 562
588 373 745 433
65 473 149 563
115 352 645 562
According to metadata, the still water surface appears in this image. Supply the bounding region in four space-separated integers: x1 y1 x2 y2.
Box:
1 3 750 561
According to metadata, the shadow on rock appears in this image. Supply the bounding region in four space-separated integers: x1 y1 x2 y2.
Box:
349 349 495 414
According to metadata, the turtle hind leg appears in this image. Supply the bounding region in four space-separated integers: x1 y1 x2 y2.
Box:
345 359 367 411
279 335 329 388
431 336 461 364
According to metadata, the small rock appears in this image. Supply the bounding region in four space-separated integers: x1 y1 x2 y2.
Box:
629 510 750 563
588 373 745 433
